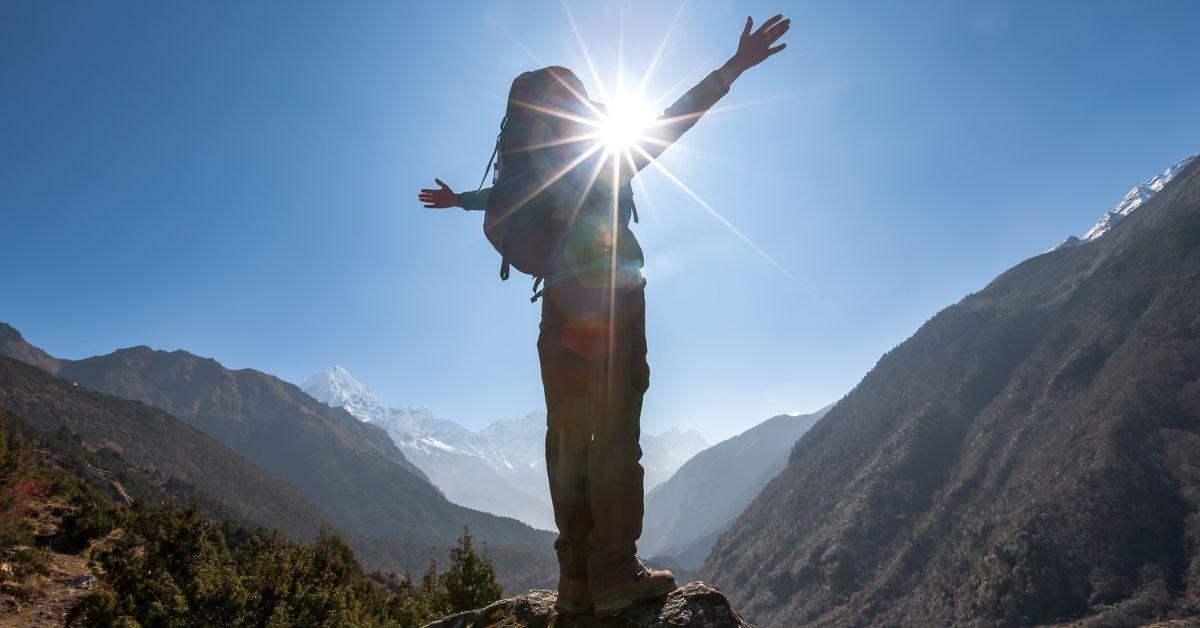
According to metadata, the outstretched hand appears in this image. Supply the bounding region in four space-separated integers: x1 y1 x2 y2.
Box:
418 179 459 209
732 14 790 71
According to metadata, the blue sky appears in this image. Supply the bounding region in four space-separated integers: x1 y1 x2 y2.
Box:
3 1 1198 441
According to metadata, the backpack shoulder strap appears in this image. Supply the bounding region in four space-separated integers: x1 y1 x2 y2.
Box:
478 115 507 191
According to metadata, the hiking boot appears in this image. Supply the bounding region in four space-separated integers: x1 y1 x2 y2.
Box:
591 562 677 617
555 576 593 616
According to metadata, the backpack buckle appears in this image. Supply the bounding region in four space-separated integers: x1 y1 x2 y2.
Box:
530 276 544 303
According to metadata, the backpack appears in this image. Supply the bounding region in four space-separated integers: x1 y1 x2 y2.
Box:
476 67 637 302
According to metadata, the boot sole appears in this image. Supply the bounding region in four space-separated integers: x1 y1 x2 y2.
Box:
592 582 676 617
554 601 593 617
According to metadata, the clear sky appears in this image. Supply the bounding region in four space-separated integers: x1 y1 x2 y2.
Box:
3 1 1199 442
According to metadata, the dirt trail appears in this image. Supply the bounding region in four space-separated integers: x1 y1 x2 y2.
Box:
0 550 94 627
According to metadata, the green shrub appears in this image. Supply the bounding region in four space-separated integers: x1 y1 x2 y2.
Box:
441 527 503 613
70 512 504 626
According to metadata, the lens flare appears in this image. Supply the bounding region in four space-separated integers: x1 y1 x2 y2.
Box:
598 91 657 155
494 2 801 292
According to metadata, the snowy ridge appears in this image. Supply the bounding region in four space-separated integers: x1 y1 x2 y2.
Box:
479 412 547 468
302 367 554 528
301 367 512 467
1054 154 1197 250
301 366 711 517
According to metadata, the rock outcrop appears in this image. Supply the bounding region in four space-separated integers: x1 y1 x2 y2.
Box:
423 581 754 627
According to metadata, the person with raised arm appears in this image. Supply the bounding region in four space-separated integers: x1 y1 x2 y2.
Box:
417 14 790 618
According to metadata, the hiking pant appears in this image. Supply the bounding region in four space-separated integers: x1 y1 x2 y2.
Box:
539 284 649 590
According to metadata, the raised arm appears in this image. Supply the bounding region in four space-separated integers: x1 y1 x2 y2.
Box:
632 14 790 171
417 179 491 211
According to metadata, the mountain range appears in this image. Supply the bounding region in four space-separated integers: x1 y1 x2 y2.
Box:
0 323 715 591
10 148 1197 624
704 156 1200 625
0 324 556 590
302 366 709 531
303 366 556 530
641 406 832 570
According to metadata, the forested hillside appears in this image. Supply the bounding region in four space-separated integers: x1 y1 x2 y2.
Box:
706 160 1200 626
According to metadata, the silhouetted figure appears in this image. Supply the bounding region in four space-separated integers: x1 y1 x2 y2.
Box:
419 14 789 618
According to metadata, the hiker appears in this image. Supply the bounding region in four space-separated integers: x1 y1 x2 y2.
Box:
418 14 790 617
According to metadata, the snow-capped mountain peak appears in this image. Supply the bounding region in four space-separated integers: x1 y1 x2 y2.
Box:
302 367 487 458
302 366 388 422
311 365 371 400
1055 154 1197 250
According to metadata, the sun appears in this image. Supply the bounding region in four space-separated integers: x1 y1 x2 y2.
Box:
597 90 657 155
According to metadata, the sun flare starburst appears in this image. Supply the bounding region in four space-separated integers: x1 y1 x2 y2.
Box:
501 2 799 292
597 91 657 155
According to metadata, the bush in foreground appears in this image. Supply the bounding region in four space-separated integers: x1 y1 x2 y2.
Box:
69 506 502 627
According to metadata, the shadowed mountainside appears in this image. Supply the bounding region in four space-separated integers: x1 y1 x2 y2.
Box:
12 335 551 549
704 158 1200 626
641 406 830 569
0 354 326 539
0 407 536 626
0 325 557 590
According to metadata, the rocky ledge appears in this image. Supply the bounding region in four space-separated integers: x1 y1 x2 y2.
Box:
423 581 754 628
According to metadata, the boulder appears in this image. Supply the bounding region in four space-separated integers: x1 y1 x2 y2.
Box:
423 581 754 627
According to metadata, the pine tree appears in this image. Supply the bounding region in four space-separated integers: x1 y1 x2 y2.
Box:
439 526 503 613
415 557 449 619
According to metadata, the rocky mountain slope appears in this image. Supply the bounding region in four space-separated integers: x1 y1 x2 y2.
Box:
49 345 548 549
0 408 533 626
0 328 558 590
0 326 59 374
0 327 554 569
641 406 831 569
704 156 1200 626
0 353 326 539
